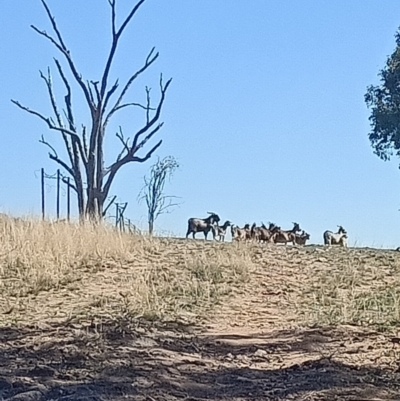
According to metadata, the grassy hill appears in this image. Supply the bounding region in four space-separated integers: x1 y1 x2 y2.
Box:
1 217 400 400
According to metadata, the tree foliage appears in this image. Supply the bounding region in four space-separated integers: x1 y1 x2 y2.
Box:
12 0 171 221
139 156 180 235
366 29 400 164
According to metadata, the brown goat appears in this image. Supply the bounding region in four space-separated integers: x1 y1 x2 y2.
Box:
251 222 280 243
231 223 251 241
294 230 310 245
271 222 301 245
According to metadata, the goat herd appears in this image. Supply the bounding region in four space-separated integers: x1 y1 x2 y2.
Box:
186 212 348 247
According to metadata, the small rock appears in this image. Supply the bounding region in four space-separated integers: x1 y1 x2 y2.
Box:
254 349 268 358
236 354 249 362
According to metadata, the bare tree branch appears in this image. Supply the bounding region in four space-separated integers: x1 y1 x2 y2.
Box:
109 102 156 116
102 138 162 201
116 127 130 153
40 67 75 167
115 127 130 161
49 153 75 177
131 76 172 152
103 79 119 112
62 176 77 193
11 98 88 169
39 135 75 178
117 0 146 38
102 194 117 217
108 0 116 36
158 197 181 214
100 0 147 97
132 139 162 163
145 86 151 124
33 1 95 113
82 125 88 159
54 59 75 128
11 100 77 137
133 123 164 155
91 80 101 104
38 0 68 49
40 68 62 125
104 47 158 125
39 134 58 158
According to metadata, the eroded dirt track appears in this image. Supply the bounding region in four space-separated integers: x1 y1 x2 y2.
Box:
1 320 400 400
1 239 400 400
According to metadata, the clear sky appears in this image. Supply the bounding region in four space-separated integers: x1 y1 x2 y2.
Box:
1 1 400 247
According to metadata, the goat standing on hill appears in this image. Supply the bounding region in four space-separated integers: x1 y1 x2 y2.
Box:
271 222 301 245
186 212 220 240
251 222 280 243
231 223 251 241
323 225 348 247
212 220 232 242
295 230 310 245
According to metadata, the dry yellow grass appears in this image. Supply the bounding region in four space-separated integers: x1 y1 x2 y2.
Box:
0 216 252 325
1 215 400 332
2 216 400 400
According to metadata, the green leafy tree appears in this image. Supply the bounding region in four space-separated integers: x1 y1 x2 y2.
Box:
365 29 400 164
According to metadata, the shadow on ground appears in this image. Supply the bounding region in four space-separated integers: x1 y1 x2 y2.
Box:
0 317 399 400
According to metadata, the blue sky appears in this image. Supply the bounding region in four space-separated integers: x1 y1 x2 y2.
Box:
1 1 400 247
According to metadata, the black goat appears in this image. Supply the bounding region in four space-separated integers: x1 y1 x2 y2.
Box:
186 212 220 240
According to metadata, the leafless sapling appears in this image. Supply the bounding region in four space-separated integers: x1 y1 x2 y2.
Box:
139 156 180 235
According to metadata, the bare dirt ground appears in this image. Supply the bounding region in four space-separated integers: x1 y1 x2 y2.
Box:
1 238 400 400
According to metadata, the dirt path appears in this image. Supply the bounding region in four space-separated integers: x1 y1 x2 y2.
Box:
1 241 400 400
1 320 400 400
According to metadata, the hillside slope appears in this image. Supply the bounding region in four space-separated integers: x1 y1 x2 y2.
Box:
1 220 400 400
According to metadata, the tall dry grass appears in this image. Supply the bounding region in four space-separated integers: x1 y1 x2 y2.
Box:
0 216 252 323
2 216 400 330
296 248 400 329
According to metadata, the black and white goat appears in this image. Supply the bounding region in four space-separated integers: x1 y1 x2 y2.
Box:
212 220 232 242
323 226 348 247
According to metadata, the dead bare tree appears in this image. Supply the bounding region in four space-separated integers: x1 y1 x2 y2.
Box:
12 0 172 221
139 156 180 235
